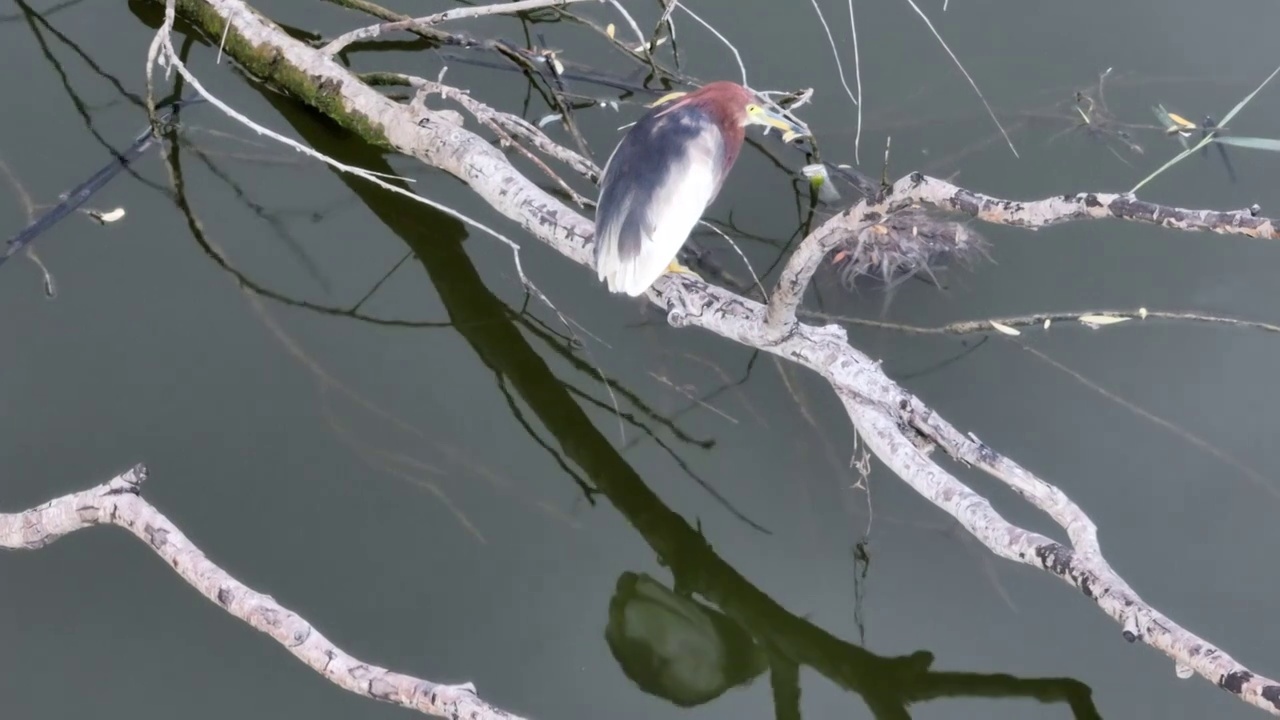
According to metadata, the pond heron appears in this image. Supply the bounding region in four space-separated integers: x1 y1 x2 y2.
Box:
593 81 804 296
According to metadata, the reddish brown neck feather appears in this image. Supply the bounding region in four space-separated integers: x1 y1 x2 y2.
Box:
675 82 751 172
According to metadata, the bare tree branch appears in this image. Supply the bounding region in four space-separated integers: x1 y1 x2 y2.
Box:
858 172 1273 236
765 171 1278 337
0 465 526 720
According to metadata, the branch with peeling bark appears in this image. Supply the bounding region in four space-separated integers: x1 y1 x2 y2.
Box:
122 0 1280 716
0 465 525 720
765 171 1280 337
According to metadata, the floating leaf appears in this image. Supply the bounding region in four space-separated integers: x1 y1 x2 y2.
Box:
1212 136 1280 152
1079 314 1130 327
1165 111 1197 132
1131 62 1280 193
88 207 126 223
1150 105 1171 129
632 37 667 52
1150 104 1192 151
989 320 1021 335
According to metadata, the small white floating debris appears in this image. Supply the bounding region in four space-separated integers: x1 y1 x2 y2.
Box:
631 36 667 53
537 113 562 128
550 58 565 76
1044 318 1052 329
1175 663 1194 679
990 320 1021 336
606 23 616 39
1078 313 1130 328
88 207 126 224
1139 307 1149 319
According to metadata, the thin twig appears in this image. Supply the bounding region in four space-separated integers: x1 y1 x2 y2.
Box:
848 0 862 163
670 0 746 86
320 0 593 55
900 0 1017 158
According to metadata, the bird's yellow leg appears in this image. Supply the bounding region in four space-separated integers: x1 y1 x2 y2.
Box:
666 259 702 279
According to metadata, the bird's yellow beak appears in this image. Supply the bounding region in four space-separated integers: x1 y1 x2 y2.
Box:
746 104 806 143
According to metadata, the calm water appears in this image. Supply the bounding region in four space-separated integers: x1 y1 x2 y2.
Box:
3 1 1280 718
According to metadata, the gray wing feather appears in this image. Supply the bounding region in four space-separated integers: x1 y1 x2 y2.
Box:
594 105 727 292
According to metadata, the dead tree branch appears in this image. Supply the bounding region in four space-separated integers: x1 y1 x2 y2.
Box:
320 0 595 56
0 464 525 720
765 172 1278 336
130 0 1280 715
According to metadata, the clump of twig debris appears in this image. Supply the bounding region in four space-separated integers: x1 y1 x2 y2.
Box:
828 207 990 290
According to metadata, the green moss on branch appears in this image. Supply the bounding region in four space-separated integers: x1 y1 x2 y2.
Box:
162 0 394 149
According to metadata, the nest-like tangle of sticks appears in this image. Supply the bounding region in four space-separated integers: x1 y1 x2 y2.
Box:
829 208 991 290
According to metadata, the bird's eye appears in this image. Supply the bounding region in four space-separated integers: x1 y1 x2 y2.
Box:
745 103 759 113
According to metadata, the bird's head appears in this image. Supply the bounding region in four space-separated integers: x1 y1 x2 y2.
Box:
654 82 808 144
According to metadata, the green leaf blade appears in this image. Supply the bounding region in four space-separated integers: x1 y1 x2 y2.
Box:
1212 136 1280 152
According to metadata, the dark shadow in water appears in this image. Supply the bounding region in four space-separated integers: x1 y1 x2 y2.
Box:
13 0 170 196
234 77 1100 720
0 0 85 23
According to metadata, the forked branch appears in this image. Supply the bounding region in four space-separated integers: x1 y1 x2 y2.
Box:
764 172 1279 337
0 465 525 720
